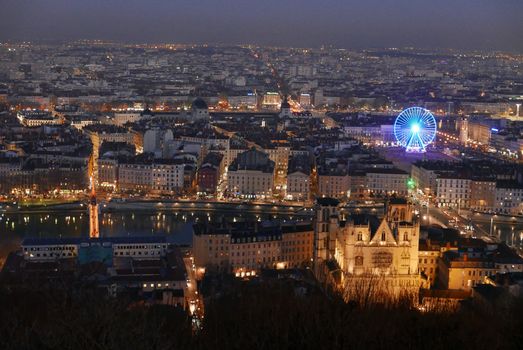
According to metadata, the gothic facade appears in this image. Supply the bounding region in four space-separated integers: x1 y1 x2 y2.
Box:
314 198 420 300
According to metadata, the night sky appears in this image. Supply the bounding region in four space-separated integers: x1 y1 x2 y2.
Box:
1 0 522 52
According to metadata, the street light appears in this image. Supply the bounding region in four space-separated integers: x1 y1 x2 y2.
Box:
427 195 432 224
489 215 497 236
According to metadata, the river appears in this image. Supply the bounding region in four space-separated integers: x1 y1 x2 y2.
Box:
0 209 309 257
1 207 521 261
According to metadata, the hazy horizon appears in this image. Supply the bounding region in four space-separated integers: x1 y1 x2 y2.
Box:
1 0 522 53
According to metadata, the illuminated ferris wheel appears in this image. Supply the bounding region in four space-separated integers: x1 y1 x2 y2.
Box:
393 107 437 153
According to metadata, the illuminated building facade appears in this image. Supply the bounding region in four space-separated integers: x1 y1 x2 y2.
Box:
314 198 420 298
84 125 135 180
318 171 350 199
265 144 290 190
286 170 310 202
262 92 281 108
365 168 409 196
16 111 61 127
227 148 275 198
192 222 314 275
436 176 471 209
494 181 523 215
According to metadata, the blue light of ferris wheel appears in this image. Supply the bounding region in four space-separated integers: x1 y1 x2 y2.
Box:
394 107 437 153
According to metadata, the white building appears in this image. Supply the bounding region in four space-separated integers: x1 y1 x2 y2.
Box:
366 169 409 196
22 239 79 261
436 176 471 209
411 163 440 195
22 236 170 262
318 172 350 199
17 111 61 127
118 159 185 193
286 170 310 201
227 169 274 198
113 111 142 126
262 92 281 108
227 149 275 198
69 116 99 130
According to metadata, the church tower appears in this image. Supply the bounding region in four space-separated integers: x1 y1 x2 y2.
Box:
279 96 292 119
386 198 413 226
314 197 340 265
191 97 209 120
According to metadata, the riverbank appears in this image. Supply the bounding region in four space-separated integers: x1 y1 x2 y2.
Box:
1 199 314 216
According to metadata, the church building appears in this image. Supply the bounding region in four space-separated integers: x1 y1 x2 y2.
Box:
314 198 420 300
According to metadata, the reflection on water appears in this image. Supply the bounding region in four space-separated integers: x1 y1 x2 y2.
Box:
1 210 521 250
472 221 523 248
0 210 299 246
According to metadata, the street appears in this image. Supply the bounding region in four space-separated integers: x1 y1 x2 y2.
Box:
183 254 204 331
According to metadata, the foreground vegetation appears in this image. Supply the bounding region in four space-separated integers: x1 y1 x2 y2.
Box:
0 281 522 350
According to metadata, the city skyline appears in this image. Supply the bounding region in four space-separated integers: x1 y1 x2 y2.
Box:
1 0 522 53
1 2 523 348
